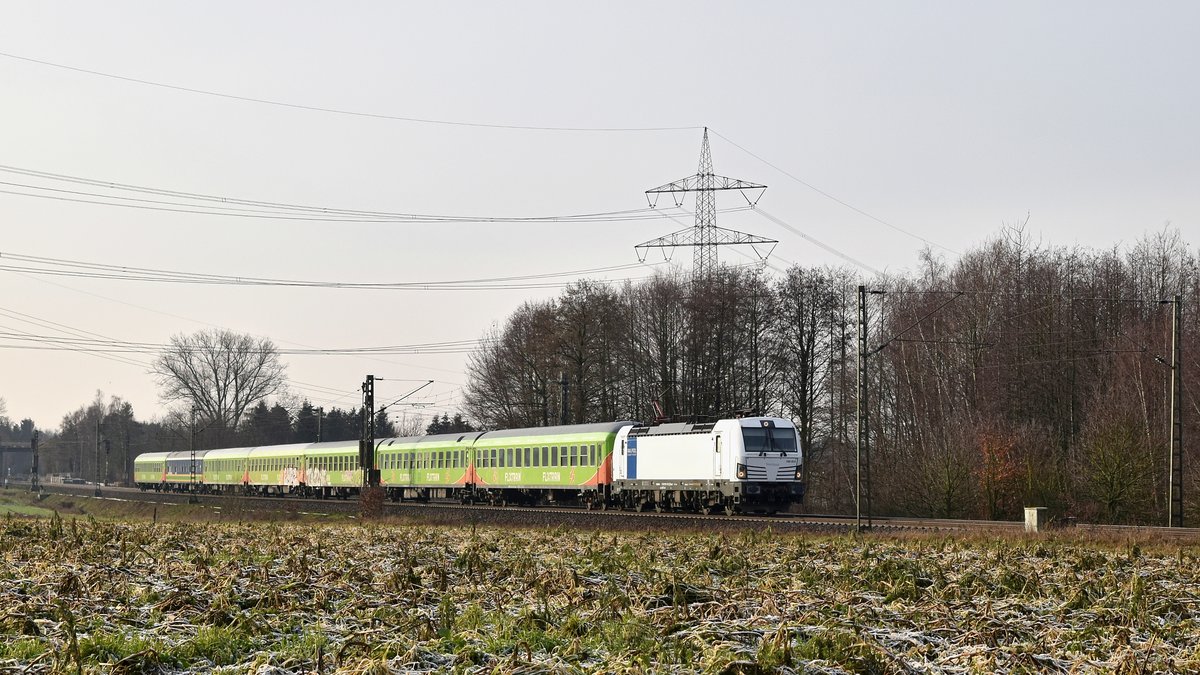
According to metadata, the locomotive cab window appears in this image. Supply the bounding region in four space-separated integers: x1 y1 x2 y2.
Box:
742 426 799 454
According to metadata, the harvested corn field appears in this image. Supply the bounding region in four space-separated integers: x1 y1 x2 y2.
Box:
1 512 1199 673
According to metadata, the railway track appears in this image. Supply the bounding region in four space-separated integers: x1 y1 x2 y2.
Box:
12 481 1200 541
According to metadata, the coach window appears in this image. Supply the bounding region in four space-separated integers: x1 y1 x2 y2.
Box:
561 446 569 466
589 444 597 466
571 445 578 466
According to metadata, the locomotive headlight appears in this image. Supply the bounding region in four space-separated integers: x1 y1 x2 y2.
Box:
793 465 803 480
736 463 747 479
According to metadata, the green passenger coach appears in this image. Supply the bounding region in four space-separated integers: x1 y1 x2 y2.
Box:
467 421 632 508
379 432 480 502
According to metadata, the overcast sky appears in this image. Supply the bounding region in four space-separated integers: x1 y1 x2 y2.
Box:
1 1 1197 430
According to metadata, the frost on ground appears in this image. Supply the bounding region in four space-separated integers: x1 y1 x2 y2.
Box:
1 513 1198 673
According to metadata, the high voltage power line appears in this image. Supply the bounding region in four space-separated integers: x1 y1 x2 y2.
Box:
0 51 700 133
0 164 755 224
0 332 491 355
1 49 947 253
0 251 667 291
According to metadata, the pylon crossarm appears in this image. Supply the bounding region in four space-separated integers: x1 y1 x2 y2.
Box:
636 226 777 250
645 174 767 195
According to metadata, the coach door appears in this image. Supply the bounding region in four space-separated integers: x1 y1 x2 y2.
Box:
714 434 723 477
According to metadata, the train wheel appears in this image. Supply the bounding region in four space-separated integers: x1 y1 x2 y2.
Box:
700 504 713 516
724 504 736 516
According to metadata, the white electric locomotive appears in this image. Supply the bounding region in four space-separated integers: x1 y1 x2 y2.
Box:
611 416 803 514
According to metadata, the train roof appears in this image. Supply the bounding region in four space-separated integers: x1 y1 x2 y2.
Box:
202 446 258 459
377 431 486 448
479 421 637 442
133 452 170 462
630 416 796 436
247 443 316 458
304 440 359 455
166 450 210 460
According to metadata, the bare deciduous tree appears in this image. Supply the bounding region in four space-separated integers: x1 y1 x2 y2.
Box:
152 329 287 438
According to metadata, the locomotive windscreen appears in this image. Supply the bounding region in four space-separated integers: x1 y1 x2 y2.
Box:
741 426 798 454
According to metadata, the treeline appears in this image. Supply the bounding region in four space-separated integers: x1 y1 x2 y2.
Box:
464 227 1198 524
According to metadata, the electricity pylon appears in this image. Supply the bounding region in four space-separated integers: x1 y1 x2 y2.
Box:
636 127 776 280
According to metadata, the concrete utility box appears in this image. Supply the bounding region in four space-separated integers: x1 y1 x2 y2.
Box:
1025 507 1049 533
